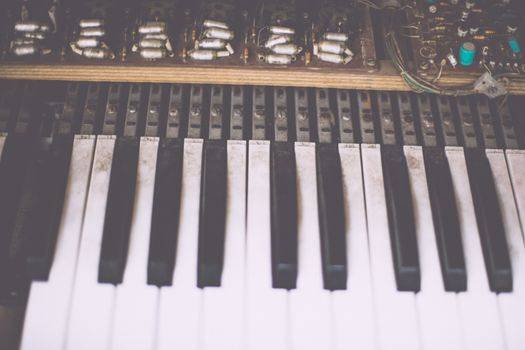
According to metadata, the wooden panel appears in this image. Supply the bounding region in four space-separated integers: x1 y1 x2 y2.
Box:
1 61 524 94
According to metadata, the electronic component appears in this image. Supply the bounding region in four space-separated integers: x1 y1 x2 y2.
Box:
405 0 525 77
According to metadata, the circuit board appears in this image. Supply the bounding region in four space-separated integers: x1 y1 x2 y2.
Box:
1 0 378 73
404 0 525 78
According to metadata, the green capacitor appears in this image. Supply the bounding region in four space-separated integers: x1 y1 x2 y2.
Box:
459 42 476 66
508 38 521 54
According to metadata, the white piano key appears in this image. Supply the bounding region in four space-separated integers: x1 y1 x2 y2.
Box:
202 140 246 350
445 147 505 350
487 150 525 350
156 139 203 350
110 137 159 350
21 136 95 350
332 144 376 350
404 146 462 350
290 143 332 350
505 150 525 238
0 134 6 155
65 135 117 350
360 144 420 350
245 141 288 350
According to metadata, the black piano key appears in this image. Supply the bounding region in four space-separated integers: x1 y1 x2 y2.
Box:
270 141 298 290
465 148 512 292
0 134 35 265
25 135 74 280
381 145 420 292
147 138 184 286
423 147 467 292
197 140 227 288
316 143 347 290
0 137 46 304
98 136 140 285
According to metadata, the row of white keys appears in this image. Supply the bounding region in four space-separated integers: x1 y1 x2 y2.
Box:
245 141 288 350
332 144 375 350
202 140 246 350
361 144 420 350
110 137 159 350
290 143 331 350
21 136 96 350
445 147 505 350
404 146 462 350
156 139 203 350
65 135 117 350
488 149 525 350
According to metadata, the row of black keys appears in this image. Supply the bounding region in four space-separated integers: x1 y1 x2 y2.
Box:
0 132 513 307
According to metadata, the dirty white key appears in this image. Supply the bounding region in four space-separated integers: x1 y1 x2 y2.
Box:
245 141 288 350
487 150 525 350
110 137 159 350
202 140 246 350
404 146 462 350
156 139 203 350
505 150 525 238
290 143 331 350
65 136 117 350
446 147 505 350
361 144 420 350
332 144 376 350
21 136 95 350
0 134 6 155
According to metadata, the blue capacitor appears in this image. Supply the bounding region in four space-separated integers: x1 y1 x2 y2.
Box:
508 38 521 54
459 42 476 66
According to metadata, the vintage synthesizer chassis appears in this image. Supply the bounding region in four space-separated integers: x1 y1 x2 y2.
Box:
1 0 525 94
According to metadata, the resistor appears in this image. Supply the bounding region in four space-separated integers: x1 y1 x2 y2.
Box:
203 20 229 30
79 19 104 28
139 38 165 49
140 48 167 59
430 26 448 32
472 35 487 41
264 54 293 65
138 22 166 34
317 52 351 64
80 27 105 37
269 26 295 35
83 47 114 59
271 44 302 55
204 28 234 40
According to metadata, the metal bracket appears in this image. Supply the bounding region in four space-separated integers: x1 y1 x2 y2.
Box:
295 88 310 142
123 83 143 137
187 85 204 139
315 88 334 144
492 99 519 150
80 83 103 135
144 84 162 137
56 82 82 136
415 94 437 147
252 86 266 141
357 91 375 144
208 85 224 140
166 84 183 139
376 91 396 146
434 95 458 147
336 90 355 144
273 87 289 143
102 83 124 135
396 92 418 146
230 86 244 140
474 95 498 149
454 96 478 149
